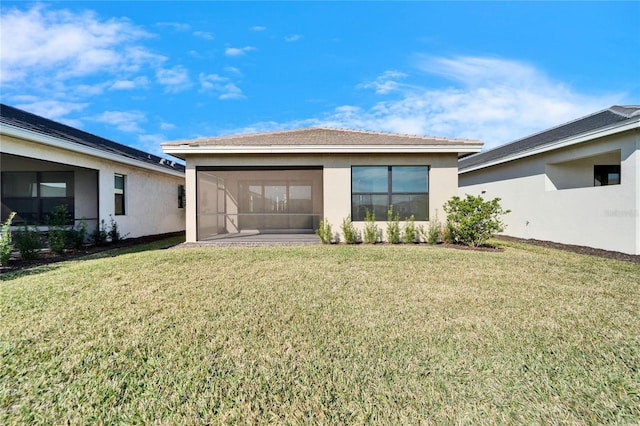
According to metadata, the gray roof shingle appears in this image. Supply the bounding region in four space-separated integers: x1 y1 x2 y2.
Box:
162 127 482 147
459 105 640 172
1 103 185 173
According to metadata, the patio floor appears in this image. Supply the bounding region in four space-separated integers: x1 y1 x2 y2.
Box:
181 231 321 247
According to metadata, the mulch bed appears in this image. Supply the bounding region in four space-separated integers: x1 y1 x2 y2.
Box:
1 232 185 274
495 235 640 264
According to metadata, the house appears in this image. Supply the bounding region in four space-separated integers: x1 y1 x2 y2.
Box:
459 105 640 255
161 128 483 242
1 103 186 239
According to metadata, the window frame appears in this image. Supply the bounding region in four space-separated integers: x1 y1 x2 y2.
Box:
351 166 429 221
178 184 186 209
114 173 126 215
594 164 621 186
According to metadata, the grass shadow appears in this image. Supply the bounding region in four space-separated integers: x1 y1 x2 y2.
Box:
1 235 184 281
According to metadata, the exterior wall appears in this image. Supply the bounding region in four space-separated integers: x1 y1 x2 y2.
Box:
459 130 640 255
1 134 185 239
184 152 460 242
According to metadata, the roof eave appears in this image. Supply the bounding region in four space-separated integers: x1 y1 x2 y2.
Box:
1 123 185 177
161 144 483 158
459 117 640 174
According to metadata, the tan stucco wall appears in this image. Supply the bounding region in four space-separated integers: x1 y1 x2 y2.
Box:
183 152 459 242
459 130 640 255
1 135 185 239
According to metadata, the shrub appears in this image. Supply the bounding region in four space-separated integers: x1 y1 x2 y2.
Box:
443 194 510 247
341 215 360 244
425 210 444 245
90 220 109 245
316 218 333 244
15 223 41 260
386 206 401 244
69 218 88 250
363 210 380 244
1 212 16 266
45 205 70 255
108 215 123 243
403 215 418 243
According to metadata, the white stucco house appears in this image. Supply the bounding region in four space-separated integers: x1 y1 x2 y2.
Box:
1 103 186 239
459 105 640 255
162 128 483 243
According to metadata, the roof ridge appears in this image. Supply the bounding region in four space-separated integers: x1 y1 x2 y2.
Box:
609 105 640 118
179 126 481 144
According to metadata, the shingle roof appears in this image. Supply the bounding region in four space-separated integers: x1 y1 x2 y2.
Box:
162 127 482 147
459 105 640 172
0 103 185 173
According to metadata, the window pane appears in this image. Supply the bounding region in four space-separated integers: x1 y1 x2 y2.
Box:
114 174 125 191
352 167 388 193
594 165 621 186
2 172 37 197
392 166 428 193
115 194 125 215
40 172 74 197
352 194 387 221
2 198 38 223
391 194 428 221
42 199 74 225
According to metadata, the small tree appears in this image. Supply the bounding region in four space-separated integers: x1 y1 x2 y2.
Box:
443 194 510 247
316 218 333 244
386 205 401 244
45 205 70 255
1 212 16 266
341 215 360 244
403 215 418 243
363 210 380 244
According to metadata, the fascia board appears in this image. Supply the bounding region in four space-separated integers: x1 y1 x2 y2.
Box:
1 124 185 177
459 118 640 174
161 144 483 156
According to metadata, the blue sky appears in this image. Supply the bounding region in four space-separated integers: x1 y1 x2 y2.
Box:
2 1 639 159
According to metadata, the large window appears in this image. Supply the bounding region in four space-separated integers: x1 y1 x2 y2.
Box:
352 166 429 221
1 171 74 225
114 174 126 215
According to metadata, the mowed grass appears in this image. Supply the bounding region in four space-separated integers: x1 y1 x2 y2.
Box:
1 239 639 424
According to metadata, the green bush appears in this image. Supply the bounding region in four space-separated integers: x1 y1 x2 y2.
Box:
425 210 444 244
108 215 123 243
363 210 380 244
403 215 418 243
69 218 88 250
45 205 70 255
386 206 401 244
1 212 16 266
90 220 109 245
341 216 360 244
316 218 333 244
443 194 510 247
15 223 41 260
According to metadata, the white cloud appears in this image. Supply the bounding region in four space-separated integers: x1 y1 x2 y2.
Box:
284 34 303 42
199 73 245 100
194 31 214 40
225 46 256 57
160 122 175 130
110 76 150 90
0 4 162 84
231 56 624 150
155 22 190 31
14 100 89 124
156 65 192 92
250 26 266 32
91 110 146 133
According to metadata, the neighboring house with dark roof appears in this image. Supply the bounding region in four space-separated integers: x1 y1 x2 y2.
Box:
1 103 185 239
162 128 482 242
459 105 640 255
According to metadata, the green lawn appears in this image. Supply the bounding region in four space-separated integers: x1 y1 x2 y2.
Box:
1 239 639 424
